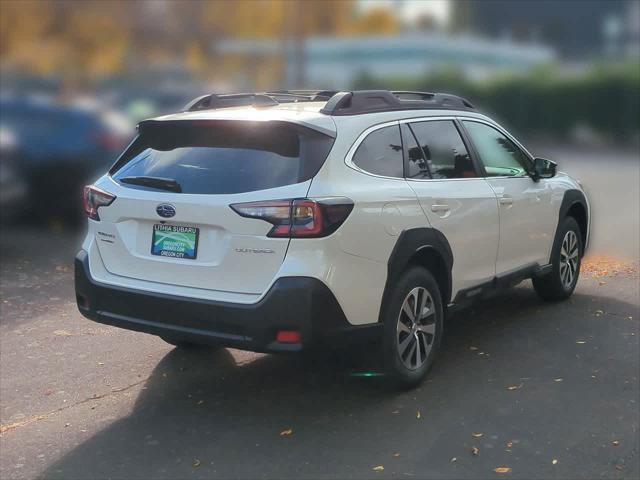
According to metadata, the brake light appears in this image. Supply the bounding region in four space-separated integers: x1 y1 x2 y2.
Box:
230 198 354 238
83 185 116 221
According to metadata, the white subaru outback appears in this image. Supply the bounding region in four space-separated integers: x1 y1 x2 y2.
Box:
75 90 590 387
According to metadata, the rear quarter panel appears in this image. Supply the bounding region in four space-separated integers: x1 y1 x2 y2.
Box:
297 119 428 325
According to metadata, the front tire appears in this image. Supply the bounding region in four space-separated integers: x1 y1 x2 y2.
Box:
382 267 444 389
533 216 582 301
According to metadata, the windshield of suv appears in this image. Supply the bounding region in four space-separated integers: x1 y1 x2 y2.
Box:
110 120 334 194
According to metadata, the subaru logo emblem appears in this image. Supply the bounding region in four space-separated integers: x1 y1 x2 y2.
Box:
156 204 176 218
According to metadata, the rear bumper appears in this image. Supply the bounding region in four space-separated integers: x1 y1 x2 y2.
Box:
74 250 380 352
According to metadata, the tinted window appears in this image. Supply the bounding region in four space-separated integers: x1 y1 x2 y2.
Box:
111 120 334 194
409 120 475 179
352 125 403 178
401 124 430 179
462 121 531 177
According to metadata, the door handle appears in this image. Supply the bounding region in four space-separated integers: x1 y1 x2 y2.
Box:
499 197 513 206
430 204 450 213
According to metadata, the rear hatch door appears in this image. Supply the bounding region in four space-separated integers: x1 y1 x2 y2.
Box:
94 119 334 295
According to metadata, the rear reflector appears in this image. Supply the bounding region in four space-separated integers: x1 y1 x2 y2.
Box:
230 197 354 238
276 330 301 343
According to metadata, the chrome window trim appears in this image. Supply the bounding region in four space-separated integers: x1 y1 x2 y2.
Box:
344 114 536 182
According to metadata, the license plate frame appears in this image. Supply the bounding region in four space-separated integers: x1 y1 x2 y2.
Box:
151 224 199 260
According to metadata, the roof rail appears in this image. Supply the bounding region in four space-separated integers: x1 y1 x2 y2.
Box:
319 90 475 116
266 90 338 101
183 93 279 112
183 90 338 112
181 90 475 114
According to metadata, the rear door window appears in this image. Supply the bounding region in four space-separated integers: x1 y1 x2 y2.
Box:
401 123 430 179
409 120 476 179
352 125 404 178
111 120 334 194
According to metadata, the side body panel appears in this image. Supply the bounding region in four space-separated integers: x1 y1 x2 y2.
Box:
485 176 555 273
407 177 499 296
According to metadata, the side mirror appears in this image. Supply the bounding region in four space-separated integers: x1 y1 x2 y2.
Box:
532 157 557 180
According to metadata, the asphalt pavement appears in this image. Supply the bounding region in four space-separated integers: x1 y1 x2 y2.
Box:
0 145 638 479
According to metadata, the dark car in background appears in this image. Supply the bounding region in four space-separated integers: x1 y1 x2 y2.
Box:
0 125 27 224
0 96 132 223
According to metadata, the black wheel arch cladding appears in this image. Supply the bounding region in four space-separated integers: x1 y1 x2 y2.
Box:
380 228 454 322
553 189 589 261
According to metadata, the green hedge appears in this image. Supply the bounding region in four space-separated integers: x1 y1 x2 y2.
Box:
352 62 640 140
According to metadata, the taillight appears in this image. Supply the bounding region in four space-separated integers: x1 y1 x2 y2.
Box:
83 185 116 221
230 198 354 238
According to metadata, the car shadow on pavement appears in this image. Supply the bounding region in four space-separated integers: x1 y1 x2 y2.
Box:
41 283 639 480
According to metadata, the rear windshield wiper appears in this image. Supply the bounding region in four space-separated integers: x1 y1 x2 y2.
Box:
119 176 182 193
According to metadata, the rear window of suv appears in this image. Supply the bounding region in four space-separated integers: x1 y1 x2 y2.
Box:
110 120 334 194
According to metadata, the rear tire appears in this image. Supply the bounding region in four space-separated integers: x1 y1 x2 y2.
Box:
382 267 443 389
533 216 582 301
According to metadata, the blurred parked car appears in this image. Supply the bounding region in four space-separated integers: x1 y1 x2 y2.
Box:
0 96 132 223
0 126 28 224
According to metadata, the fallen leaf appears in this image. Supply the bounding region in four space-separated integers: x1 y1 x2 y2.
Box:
598 281 607 286
373 465 384 472
192 459 201 468
416 411 421 419
612 440 620 446
507 383 523 391
280 429 293 436
472 432 483 438
552 459 558 465
54 330 73 337
494 466 512 474
506 441 513 449
472 446 479 456
615 464 624 471
450 457 457 463
393 453 401 458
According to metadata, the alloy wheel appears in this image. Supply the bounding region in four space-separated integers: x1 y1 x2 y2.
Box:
560 230 579 289
396 287 436 370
